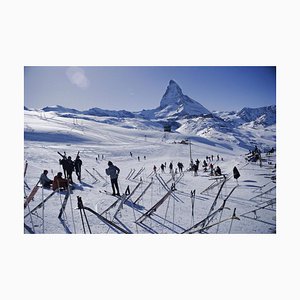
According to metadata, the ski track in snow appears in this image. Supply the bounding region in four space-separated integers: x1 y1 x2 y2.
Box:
24 110 276 234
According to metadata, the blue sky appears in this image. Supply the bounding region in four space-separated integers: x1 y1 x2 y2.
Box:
24 66 276 112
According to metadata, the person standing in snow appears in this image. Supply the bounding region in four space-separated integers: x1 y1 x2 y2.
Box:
74 155 82 181
233 166 240 182
65 156 75 184
153 165 157 174
59 155 68 178
105 161 120 196
39 170 53 189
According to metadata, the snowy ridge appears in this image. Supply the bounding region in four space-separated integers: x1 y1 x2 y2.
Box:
138 80 211 119
31 80 276 151
237 105 276 126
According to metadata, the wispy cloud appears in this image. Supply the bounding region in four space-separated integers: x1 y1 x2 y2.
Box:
66 67 90 89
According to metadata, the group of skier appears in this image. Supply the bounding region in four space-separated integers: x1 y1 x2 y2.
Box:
39 153 83 191
37 149 241 197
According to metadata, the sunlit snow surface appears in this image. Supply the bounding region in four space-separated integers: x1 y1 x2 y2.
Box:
24 110 276 234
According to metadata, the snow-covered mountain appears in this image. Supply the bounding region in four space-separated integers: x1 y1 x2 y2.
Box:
31 80 276 151
82 107 135 118
42 105 80 114
237 105 276 126
138 80 211 119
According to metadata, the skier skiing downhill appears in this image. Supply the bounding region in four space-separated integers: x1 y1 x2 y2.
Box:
105 161 120 196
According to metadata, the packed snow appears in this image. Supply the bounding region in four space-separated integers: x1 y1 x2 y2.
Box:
24 108 276 234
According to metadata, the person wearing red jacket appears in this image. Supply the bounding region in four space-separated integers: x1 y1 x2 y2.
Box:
52 172 69 190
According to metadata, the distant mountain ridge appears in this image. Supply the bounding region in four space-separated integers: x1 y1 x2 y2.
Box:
25 79 276 151
33 80 275 127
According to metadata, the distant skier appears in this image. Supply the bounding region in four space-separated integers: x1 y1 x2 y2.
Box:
65 156 75 184
153 165 157 174
138 156 140 162
195 159 200 169
52 172 69 190
161 164 165 173
105 161 120 196
233 166 240 182
39 170 53 189
215 166 222 176
177 162 184 173
209 163 214 176
192 163 198 176
74 155 82 181
169 162 173 173
130 152 133 157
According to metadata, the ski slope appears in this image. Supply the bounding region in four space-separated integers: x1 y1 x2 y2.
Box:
24 110 276 234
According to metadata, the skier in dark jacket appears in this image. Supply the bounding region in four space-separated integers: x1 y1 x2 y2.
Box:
215 166 222 176
233 166 240 181
59 156 68 178
65 156 75 184
74 155 82 181
105 161 120 196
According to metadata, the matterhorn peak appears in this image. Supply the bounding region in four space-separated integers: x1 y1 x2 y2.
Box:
157 80 211 118
160 80 184 108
